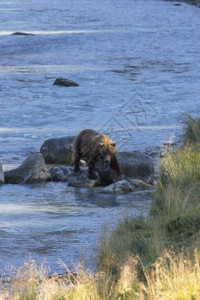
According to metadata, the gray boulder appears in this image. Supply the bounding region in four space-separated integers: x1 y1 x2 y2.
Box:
40 136 75 164
100 178 153 194
131 179 153 190
0 163 4 184
4 152 50 184
117 151 154 183
53 77 79 87
101 180 134 194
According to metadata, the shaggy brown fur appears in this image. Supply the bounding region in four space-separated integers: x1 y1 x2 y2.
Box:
73 129 123 179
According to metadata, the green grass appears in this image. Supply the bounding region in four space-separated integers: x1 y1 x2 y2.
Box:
152 144 200 217
182 115 200 144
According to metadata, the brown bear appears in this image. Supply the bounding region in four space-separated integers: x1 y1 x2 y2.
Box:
73 129 123 179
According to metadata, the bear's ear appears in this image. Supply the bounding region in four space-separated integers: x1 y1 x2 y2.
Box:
111 142 116 147
99 143 105 147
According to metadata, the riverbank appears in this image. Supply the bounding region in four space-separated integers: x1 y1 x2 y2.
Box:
1 115 200 299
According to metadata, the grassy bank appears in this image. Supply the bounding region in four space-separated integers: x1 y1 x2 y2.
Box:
1 116 200 299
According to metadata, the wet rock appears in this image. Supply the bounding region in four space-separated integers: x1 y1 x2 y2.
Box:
101 180 134 194
0 163 4 184
53 77 79 87
40 136 75 164
49 164 153 192
11 32 35 36
4 152 50 184
49 165 96 188
68 169 97 188
131 179 153 190
117 151 154 183
49 165 71 182
95 161 121 186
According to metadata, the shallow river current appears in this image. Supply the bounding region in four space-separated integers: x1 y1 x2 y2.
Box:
0 0 200 275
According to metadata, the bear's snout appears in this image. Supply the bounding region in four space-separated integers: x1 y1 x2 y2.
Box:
104 154 111 163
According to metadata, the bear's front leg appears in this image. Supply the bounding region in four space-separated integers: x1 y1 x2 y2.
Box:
110 156 124 177
74 155 81 172
88 160 98 179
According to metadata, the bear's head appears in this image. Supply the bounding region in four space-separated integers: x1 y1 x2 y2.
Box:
94 134 116 163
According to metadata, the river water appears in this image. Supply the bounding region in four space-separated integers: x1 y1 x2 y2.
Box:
0 0 200 276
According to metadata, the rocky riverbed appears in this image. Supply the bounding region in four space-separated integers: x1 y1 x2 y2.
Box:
1 136 155 194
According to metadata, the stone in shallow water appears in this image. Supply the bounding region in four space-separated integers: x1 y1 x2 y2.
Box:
11 32 35 36
53 77 79 87
40 136 75 164
4 152 50 184
49 166 96 187
101 180 135 194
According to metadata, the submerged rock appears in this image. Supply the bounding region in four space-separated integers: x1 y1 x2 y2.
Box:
11 32 35 36
4 152 50 184
68 170 97 188
100 178 153 194
53 77 79 87
40 136 75 164
49 165 71 182
49 165 96 188
101 180 134 193
0 163 4 184
131 179 153 190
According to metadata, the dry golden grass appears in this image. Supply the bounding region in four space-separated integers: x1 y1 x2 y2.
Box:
0 257 139 300
1 250 200 300
138 249 200 300
0 259 100 300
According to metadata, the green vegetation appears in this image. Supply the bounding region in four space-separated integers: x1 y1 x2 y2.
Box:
1 116 200 299
182 115 200 144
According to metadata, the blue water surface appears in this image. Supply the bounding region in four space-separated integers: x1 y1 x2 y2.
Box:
0 0 200 275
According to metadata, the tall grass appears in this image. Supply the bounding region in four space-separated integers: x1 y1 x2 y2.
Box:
139 249 200 300
182 115 200 144
0 257 139 300
152 144 200 218
1 250 200 299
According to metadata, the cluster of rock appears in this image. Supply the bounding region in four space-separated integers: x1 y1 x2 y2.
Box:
0 136 154 193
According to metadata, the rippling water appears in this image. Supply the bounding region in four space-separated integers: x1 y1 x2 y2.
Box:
0 0 200 275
